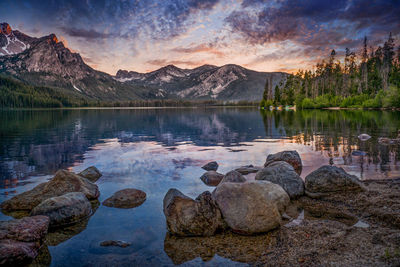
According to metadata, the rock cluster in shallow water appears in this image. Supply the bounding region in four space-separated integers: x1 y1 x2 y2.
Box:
164 150 368 237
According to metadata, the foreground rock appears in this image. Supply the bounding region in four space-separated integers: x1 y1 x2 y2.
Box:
78 166 102 182
200 171 224 186
30 192 92 227
1 170 100 212
264 150 302 175
201 161 218 171
305 165 364 197
234 165 261 175
103 189 146 209
100 240 131 248
255 161 304 199
213 181 290 235
221 171 246 183
163 189 224 236
0 216 49 266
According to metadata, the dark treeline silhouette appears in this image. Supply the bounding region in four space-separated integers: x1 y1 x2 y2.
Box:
261 34 400 109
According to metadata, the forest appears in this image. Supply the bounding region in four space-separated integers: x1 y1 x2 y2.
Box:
261 33 400 109
0 75 258 108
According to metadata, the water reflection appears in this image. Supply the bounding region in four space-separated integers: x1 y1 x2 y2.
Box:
1 109 400 191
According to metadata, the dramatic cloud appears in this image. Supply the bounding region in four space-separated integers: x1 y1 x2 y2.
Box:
0 0 398 74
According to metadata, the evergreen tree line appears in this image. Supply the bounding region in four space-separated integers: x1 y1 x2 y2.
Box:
261 33 400 109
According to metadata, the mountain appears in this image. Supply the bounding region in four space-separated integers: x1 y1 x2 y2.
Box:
0 22 288 103
115 64 287 101
0 23 152 101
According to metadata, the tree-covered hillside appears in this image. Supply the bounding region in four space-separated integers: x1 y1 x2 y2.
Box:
261 33 400 109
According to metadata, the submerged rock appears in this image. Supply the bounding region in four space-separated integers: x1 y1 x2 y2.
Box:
255 161 304 199
30 192 92 227
305 165 364 197
102 189 146 209
212 181 290 235
221 171 246 183
100 240 131 248
0 216 49 266
163 189 224 236
200 171 224 186
201 161 219 171
1 170 100 212
234 165 261 175
78 166 102 182
264 150 303 175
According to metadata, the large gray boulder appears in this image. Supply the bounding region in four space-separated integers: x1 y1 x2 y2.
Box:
78 166 102 182
163 189 224 236
201 161 219 171
212 181 290 235
1 170 100 212
264 150 303 175
103 188 146 209
200 171 224 186
220 171 246 183
30 192 92 227
255 161 304 199
305 165 364 197
0 216 49 266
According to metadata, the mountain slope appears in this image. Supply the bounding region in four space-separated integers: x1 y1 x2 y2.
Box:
0 23 152 101
115 64 287 101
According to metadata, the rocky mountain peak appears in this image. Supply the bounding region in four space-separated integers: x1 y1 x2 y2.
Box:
0 23 12 35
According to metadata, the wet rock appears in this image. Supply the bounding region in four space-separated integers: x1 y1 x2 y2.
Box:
255 161 304 199
200 171 224 186
212 181 290 235
1 170 100 212
358 133 371 141
264 150 303 175
305 165 364 197
78 166 102 182
163 189 224 236
0 216 49 266
100 240 131 248
164 231 275 265
234 165 261 175
221 170 246 183
103 189 146 209
30 192 92 227
201 161 218 171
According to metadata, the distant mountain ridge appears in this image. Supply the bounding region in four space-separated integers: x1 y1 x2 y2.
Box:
115 64 287 101
0 22 288 102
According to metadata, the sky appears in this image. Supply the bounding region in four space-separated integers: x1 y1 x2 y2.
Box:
1 0 399 74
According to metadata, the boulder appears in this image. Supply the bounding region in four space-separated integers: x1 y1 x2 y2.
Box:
305 165 364 197
221 171 246 183
255 161 304 199
212 180 290 235
200 171 224 186
102 189 146 209
234 165 261 175
163 189 224 236
201 161 219 171
1 170 100 212
30 192 92 227
100 240 131 248
78 166 102 182
0 216 49 266
264 150 302 175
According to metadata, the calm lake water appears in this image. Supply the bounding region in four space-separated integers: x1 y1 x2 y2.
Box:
1 108 400 266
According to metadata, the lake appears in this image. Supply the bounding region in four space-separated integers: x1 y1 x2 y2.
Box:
1 108 400 266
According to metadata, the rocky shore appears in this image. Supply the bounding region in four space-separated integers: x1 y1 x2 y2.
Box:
1 150 400 266
163 151 400 266
0 166 147 266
